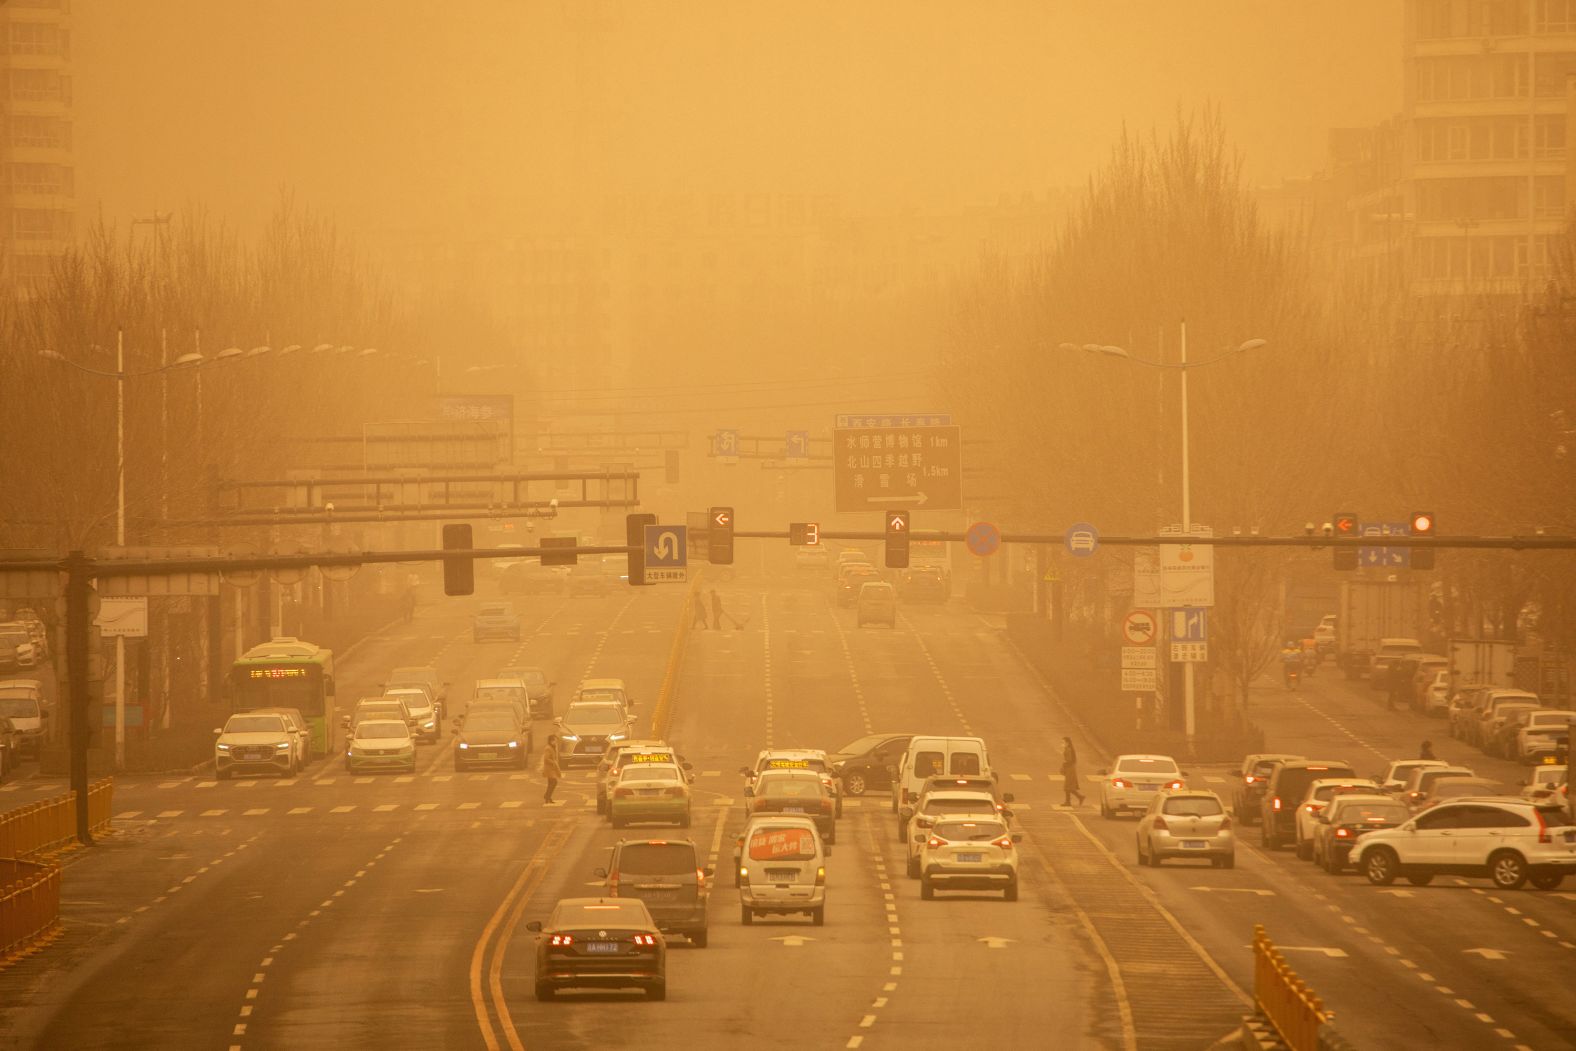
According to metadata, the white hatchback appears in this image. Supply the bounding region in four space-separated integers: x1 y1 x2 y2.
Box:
1293 778 1382 859
1099 754 1186 818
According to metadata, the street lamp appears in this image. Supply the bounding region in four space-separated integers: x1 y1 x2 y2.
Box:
1067 322 1268 751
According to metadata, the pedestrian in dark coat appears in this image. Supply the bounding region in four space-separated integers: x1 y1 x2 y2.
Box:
1061 736 1087 806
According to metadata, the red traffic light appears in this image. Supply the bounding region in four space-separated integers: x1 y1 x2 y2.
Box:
1410 511 1435 536
1333 512 1358 536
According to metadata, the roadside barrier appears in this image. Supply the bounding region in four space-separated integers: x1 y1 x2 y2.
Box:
0 858 62 966
0 777 115 860
1252 924 1331 1051
650 579 700 740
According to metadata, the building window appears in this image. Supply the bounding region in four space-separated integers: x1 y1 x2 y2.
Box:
1415 55 1523 102
1537 0 1576 32
9 68 65 103
5 162 72 196
11 208 70 241
8 116 71 150
7 21 62 56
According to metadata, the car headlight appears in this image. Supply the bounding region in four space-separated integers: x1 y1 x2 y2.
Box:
508 740 519 749
216 743 231 751
345 749 355 757
423 721 435 730
560 733 579 742
608 732 626 741
458 741 469 750
275 742 291 750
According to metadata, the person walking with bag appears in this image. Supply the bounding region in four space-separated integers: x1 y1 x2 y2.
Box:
542 734 561 804
1061 736 1087 806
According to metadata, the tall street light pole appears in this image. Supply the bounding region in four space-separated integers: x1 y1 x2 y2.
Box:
1062 325 1267 752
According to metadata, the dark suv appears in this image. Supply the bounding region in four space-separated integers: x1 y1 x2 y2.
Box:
596 839 711 948
1260 760 1355 849
1231 753 1304 826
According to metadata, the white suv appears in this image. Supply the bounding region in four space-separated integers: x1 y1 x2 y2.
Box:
1352 797 1576 891
918 813 1021 901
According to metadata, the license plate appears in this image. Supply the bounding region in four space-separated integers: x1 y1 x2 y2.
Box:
1565 830 1575 844
1182 840 1206 849
639 889 678 902
783 806 805 814
1140 784 1158 791
957 852 983 863
638 788 661 796
585 942 620 954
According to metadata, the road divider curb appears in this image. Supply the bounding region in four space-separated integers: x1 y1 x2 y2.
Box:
0 857 61 968
0 777 114 858
650 577 701 740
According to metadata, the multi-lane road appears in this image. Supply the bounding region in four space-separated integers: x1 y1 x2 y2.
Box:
1 572 1572 1050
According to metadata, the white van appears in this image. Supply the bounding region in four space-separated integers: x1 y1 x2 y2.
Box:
891 736 994 824
736 814 827 926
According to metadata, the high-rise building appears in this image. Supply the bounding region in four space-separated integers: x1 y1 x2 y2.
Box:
0 0 75 293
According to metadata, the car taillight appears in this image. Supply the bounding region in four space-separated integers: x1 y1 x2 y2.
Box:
666 786 685 797
1535 809 1551 844
614 787 632 798
927 836 944 849
821 798 833 812
738 867 750 885
990 833 1013 850
901 788 912 805
550 934 574 946
1167 780 1184 790
1304 802 1320 813
1244 775 1259 785
696 868 706 889
1151 816 1169 831
631 934 658 946
1271 797 1283 811
815 866 826 886
608 869 620 895
1111 778 1132 789
1334 828 1351 839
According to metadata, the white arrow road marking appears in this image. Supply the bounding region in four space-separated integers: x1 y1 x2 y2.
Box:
977 936 1015 949
1462 948 1509 960
1379 889 1414 898
1190 886 1274 896
770 935 815 947
413 888 445 894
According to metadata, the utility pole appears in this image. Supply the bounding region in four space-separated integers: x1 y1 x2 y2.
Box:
65 550 93 844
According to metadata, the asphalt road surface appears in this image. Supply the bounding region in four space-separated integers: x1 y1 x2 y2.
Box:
1 574 1571 1050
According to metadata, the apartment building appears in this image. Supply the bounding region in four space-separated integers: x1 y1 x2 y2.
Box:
0 0 74 291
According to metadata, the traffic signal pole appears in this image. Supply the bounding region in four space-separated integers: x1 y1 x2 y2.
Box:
65 551 93 844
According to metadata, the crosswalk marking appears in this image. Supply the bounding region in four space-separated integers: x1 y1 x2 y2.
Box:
415 802 439 811
156 810 184 818
288 807 313 815
374 804 399 813
244 808 270 816
431 775 452 782
196 781 217 789
355 778 374 785
237 781 258 788
330 805 356 814
500 800 523 809
115 810 142 819
393 776 414 784
1011 773 1031 781
457 802 479 810
200 809 228 817
1203 776 1227 783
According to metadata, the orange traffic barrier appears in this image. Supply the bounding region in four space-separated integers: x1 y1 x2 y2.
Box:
0 858 62 967
1253 924 1331 1051
0 778 114 860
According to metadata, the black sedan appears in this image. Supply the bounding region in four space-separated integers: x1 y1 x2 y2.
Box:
528 898 666 1001
827 733 914 797
453 710 531 771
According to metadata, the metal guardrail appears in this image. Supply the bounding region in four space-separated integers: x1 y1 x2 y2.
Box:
1253 924 1332 1051
650 580 700 741
0 778 114 859
0 858 61 966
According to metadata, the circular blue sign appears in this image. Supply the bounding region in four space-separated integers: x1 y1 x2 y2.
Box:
965 521 1001 557
1064 522 1100 557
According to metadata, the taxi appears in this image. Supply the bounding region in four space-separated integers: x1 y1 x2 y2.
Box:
743 750 843 817
598 741 683 815
608 762 692 829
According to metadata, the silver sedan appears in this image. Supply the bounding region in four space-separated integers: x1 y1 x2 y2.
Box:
1136 789 1235 868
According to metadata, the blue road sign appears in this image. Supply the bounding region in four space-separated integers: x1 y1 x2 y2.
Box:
643 524 688 583
1360 521 1410 568
965 521 1001 557
1169 609 1207 642
835 413 952 428
786 430 809 460
716 429 739 457
1065 522 1100 558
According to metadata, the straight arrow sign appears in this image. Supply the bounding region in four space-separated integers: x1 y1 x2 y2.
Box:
977 936 1015 949
1462 948 1509 960
770 935 815 947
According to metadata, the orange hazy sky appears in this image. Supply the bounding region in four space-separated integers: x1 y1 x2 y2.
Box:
74 1 1402 240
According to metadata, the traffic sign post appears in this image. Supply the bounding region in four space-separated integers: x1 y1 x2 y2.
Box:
833 424 962 513
1121 667 1158 692
965 521 1000 557
1122 609 1158 646
716 429 739 465
708 506 734 565
1064 522 1100 558
643 524 688 584
785 431 810 460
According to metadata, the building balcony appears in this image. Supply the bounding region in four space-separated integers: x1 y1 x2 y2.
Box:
1413 217 1567 238
4 144 72 163
1411 158 1567 179
1412 97 1567 118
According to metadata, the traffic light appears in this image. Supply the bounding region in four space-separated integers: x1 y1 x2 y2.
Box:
1332 511 1359 571
789 522 820 546
442 523 474 595
626 512 655 586
885 511 910 569
1410 511 1436 570
708 506 734 565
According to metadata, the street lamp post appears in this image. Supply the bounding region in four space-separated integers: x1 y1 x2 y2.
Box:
1063 323 1267 751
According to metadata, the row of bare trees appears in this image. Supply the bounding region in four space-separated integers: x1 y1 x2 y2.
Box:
0 200 513 555
934 114 1576 708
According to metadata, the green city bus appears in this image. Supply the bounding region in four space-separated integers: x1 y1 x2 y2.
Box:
229 637 338 758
